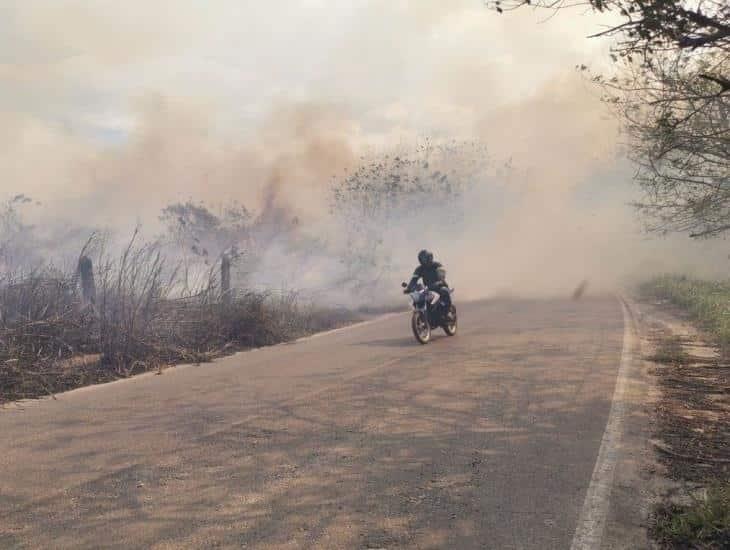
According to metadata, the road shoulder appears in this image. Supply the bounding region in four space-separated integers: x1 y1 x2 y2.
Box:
598 297 664 549
603 295 730 549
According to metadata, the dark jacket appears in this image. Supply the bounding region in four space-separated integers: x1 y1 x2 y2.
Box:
407 262 447 291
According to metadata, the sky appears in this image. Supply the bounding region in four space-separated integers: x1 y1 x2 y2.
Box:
1 0 619 212
2 1 614 138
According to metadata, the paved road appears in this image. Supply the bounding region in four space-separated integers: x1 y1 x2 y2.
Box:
0 297 626 549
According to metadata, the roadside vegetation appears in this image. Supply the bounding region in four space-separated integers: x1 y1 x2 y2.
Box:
0 275 363 404
641 275 730 549
651 483 730 550
0 233 365 404
640 275 730 349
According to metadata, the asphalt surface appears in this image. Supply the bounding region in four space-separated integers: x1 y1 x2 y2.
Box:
0 297 626 549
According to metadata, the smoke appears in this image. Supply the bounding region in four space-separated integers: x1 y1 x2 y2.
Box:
1 1 726 302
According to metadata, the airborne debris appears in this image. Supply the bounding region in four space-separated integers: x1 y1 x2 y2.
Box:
572 280 589 300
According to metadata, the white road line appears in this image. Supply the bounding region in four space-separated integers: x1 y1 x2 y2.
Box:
570 297 636 550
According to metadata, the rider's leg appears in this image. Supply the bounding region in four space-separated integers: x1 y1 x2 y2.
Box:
436 286 451 309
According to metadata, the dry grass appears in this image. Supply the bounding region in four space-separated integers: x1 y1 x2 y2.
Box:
640 275 730 350
641 289 730 549
0 237 363 403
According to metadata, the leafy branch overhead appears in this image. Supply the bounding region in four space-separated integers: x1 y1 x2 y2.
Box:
492 1 729 60
490 1 729 238
331 142 489 286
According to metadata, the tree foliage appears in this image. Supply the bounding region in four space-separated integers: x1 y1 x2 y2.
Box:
595 50 729 237
331 141 488 286
159 201 252 262
491 1 729 237
493 1 729 59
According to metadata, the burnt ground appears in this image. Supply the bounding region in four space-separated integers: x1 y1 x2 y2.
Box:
641 302 730 482
635 298 730 548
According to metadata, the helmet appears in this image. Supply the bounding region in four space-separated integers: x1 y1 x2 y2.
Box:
418 249 433 266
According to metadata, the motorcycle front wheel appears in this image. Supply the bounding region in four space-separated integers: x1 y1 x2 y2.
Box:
411 310 431 344
443 305 458 336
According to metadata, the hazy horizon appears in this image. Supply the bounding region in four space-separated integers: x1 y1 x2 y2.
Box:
1 1 726 301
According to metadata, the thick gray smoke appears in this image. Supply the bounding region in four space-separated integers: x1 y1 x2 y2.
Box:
1 1 726 303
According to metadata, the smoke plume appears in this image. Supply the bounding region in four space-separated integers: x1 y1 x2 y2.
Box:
1 1 726 304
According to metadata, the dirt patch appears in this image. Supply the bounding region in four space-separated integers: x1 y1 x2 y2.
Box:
646 330 730 483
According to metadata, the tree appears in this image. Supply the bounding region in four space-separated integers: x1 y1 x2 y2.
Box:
492 1 729 59
331 141 487 287
596 49 729 237
0 195 41 273
160 201 252 261
491 1 729 237
159 201 253 293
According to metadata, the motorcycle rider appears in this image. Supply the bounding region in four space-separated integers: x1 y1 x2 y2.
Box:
405 249 452 313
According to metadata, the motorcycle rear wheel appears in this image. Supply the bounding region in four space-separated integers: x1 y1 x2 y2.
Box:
412 311 431 344
443 305 458 336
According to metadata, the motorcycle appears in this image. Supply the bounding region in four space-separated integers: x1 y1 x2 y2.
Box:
401 282 457 344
